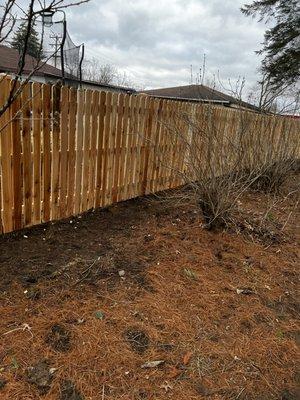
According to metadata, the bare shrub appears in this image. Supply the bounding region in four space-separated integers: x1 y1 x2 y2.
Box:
156 102 299 230
245 115 300 193
155 104 252 230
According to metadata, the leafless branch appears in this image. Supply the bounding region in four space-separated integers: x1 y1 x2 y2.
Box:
0 0 90 121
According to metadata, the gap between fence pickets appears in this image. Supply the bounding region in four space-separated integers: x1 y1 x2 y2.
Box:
0 75 300 234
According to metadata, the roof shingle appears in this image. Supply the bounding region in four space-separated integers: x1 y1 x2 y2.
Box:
142 84 259 111
0 44 71 78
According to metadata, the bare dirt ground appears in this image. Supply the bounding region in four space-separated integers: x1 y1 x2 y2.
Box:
0 175 299 400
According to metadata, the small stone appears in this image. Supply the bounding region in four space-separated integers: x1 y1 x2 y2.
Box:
118 270 125 277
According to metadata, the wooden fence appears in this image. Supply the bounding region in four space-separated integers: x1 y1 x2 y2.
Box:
0 75 299 234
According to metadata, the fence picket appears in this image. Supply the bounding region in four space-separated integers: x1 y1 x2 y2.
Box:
81 89 92 211
22 83 33 226
67 88 77 216
59 86 69 218
142 97 154 195
129 95 140 199
95 91 106 208
51 84 61 220
42 84 51 222
101 91 112 207
0 78 13 232
106 93 118 205
88 90 99 209
112 94 124 203
32 83 42 223
10 80 22 230
74 89 85 215
118 94 130 201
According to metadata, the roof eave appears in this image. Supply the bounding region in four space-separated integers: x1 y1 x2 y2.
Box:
141 94 231 105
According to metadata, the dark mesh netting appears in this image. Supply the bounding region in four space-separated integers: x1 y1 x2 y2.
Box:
3 17 84 80
42 20 83 79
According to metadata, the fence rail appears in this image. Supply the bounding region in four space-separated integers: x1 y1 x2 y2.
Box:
0 76 299 234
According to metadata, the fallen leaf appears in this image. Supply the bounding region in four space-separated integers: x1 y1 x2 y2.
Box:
141 360 165 369
183 351 193 365
168 366 182 378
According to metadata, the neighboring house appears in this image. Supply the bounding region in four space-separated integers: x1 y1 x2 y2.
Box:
77 78 135 94
141 84 259 112
0 44 75 84
0 44 135 94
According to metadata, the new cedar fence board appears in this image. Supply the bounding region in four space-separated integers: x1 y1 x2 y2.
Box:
0 75 299 234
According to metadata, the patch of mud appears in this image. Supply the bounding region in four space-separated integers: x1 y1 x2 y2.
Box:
264 298 300 319
0 378 7 390
233 212 287 246
134 388 149 399
25 287 41 300
124 328 150 354
60 380 84 400
26 360 53 394
156 342 175 352
281 389 300 400
45 324 72 352
115 258 154 292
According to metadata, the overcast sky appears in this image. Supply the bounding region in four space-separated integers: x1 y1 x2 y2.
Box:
11 0 266 93
64 0 266 92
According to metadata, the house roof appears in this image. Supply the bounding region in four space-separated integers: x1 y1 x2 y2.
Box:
0 44 73 79
78 78 136 93
141 84 259 111
0 45 136 93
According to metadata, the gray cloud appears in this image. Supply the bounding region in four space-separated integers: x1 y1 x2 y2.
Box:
65 0 265 92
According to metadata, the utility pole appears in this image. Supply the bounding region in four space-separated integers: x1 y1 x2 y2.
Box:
49 33 62 68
